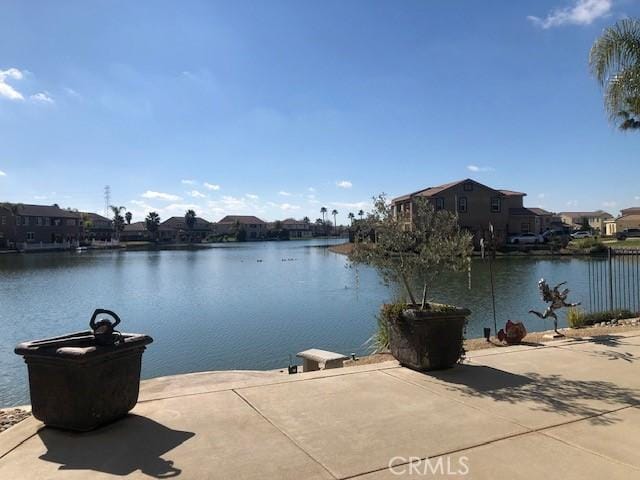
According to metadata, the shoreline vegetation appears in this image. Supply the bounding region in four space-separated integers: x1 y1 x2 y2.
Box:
328 241 640 257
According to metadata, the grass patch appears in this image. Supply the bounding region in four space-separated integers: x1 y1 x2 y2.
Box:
567 238 607 253
603 239 640 249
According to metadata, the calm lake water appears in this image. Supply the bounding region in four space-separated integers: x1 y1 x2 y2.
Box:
1 239 593 406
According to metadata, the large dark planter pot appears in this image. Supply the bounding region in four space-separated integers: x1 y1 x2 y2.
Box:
15 311 152 431
388 306 470 371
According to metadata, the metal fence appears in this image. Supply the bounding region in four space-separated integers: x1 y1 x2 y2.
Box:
587 248 640 313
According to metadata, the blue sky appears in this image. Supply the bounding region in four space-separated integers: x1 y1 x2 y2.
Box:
1 0 639 223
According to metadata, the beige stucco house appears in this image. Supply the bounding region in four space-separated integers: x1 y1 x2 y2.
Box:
391 179 554 246
557 210 613 234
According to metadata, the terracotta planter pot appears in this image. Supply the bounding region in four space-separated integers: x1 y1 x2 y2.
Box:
388 306 470 371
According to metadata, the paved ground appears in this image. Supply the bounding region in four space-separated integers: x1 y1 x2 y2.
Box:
1 333 640 479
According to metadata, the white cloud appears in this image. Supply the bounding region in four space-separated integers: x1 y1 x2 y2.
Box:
181 179 197 185
330 201 371 210
466 165 494 173
203 182 220 191
635 196 640 201
64 87 80 98
30 92 54 104
246 194 259 200
33 195 48 200
308 187 316 192
187 190 206 198
528 0 611 29
0 68 24 100
278 190 292 196
566 200 579 207
538 193 546 199
336 180 353 189
141 190 182 201
602 200 617 208
0 170 6 176
279 203 300 211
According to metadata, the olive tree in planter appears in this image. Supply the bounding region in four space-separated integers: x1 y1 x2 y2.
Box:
349 195 473 371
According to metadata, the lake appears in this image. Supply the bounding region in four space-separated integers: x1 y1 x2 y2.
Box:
0 239 594 406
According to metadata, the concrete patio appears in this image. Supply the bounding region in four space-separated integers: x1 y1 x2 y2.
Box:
1 332 640 479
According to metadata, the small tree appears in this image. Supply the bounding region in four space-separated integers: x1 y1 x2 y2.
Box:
349 195 472 309
125 211 132 225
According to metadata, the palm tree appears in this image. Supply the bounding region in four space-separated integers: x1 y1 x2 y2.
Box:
145 211 161 242
590 18 640 130
110 206 126 240
358 209 364 220
185 209 197 243
320 206 328 236
331 209 338 235
302 216 310 224
348 212 355 226
125 211 132 225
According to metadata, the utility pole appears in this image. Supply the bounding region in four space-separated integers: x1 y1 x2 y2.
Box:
104 186 111 217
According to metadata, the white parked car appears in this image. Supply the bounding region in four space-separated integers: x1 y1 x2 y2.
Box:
571 231 593 239
509 233 543 244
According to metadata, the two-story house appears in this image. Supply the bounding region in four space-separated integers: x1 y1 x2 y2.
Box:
391 179 552 246
160 216 213 243
215 215 267 240
558 210 613 234
280 218 313 238
80 212 114 241
0 203 81 248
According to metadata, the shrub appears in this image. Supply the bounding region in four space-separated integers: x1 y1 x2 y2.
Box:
582 309 636 326
570 238 607 253
371 302 405 352
567 307 586 328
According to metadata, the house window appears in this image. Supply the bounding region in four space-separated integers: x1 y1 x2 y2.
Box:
15 216 21 226
463 182 473 192
521 223 530 233
1 216 5 225
66 219 76 226
45 217 51 226
26 232 35 241
36 217 43 226
490 197 501 213
458 197 467 213
435 198 444 210
22 217 29 226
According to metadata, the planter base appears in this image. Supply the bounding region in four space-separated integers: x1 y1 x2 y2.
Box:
388 307 469 371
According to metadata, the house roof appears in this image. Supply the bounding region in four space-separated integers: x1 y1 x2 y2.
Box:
161 216 212 229
281 218 308 225
527 208 553 216
498 189 526 197
620 207 640 216
81 212 112 223
391 179 526 203
123 221 147 232
509 207 539 216
558 210 613 219
0 203 81 219
218 215 266 224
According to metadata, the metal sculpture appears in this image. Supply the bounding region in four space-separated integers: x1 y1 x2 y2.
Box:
529 278 581 335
